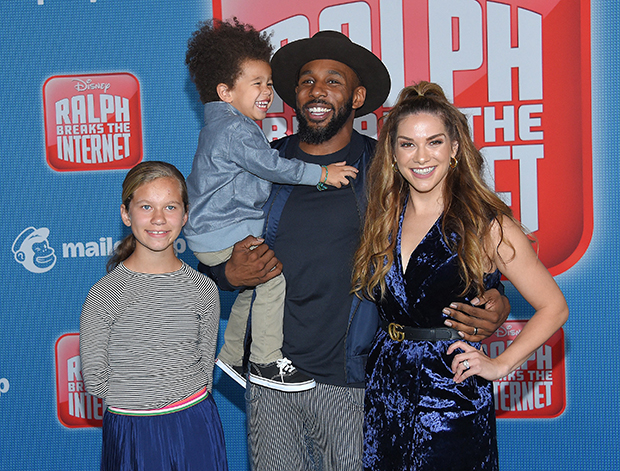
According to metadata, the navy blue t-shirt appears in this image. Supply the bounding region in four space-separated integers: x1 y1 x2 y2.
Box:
274 143 363 387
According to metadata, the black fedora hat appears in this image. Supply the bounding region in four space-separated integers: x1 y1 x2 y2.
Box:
271 30 391 117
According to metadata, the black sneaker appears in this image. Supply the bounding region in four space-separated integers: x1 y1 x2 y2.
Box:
215 359 246 388
249 358 316 392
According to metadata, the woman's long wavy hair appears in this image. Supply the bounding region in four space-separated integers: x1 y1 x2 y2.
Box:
352 81 521 300
106 161 189 272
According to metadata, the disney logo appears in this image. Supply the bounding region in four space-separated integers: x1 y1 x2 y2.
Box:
495 324 522 338
73 78 111 93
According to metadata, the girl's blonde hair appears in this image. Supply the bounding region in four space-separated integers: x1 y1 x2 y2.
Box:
352 81 521 300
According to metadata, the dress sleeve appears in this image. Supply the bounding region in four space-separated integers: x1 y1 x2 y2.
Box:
483 269 504 294
79 284 112 399
228 122 322 186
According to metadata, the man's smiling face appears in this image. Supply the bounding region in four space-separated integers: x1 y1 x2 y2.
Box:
294 59 361 145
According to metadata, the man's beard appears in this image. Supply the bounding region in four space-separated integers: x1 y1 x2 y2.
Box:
295 97 354 145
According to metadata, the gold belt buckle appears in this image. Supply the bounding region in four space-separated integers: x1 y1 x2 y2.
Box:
388 322 405 342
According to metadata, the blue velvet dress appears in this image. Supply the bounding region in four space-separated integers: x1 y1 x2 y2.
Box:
363 212 500 471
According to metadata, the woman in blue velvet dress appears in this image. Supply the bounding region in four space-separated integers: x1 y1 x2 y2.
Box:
352 82 568 470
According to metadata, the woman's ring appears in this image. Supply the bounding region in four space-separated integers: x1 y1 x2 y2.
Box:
462 360 471 370
473 327 478 336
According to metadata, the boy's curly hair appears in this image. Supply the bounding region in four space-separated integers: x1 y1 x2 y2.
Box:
186 18 273 104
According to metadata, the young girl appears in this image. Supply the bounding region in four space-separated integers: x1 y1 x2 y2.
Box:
352 82 569 470
184 19 358 392
80 161 228 470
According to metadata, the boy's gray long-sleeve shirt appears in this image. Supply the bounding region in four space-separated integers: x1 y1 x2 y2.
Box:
184 101 322 253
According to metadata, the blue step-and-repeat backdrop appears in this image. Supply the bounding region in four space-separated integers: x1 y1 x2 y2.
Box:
1 0 618 469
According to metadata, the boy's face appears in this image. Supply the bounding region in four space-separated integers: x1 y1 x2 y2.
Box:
227 59 273 121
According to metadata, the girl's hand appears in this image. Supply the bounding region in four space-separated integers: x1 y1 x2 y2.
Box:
446 340 509 383
323 161 358 188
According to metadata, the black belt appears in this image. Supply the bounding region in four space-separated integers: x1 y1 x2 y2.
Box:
381 320 461 342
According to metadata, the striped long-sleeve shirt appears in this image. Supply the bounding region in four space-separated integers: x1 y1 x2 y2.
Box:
79 261 220 410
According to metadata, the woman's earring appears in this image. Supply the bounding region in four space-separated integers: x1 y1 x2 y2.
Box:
392 157 399 173
450 155 458 169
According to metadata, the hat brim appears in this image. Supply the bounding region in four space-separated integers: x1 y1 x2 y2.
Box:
271 32 391 118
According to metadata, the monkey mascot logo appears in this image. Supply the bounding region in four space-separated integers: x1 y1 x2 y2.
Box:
12 227 57 273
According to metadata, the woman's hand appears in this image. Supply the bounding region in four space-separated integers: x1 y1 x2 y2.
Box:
446 340 509 383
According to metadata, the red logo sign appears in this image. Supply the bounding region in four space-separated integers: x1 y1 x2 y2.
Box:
55 334 104 428
481 321 566 418
216 0 592 276
43 73 143 172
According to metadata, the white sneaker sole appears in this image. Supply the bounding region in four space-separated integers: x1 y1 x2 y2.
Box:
215 359 247 388
248 373 316 392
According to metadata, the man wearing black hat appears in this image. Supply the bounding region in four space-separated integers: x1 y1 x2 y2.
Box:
208 31 509 470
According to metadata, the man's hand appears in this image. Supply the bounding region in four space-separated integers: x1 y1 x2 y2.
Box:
224 235 282 288
443 288 510 342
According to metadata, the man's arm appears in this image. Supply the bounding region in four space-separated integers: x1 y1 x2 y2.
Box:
199 235 282 290
442 288 510 342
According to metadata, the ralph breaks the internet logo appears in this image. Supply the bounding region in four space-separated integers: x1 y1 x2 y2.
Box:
218 0 593 278
481 321 566 419
43 73 143 172
56 334 104 428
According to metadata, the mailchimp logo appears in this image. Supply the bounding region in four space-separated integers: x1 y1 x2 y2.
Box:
12 227 57 273
12 227 190 273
